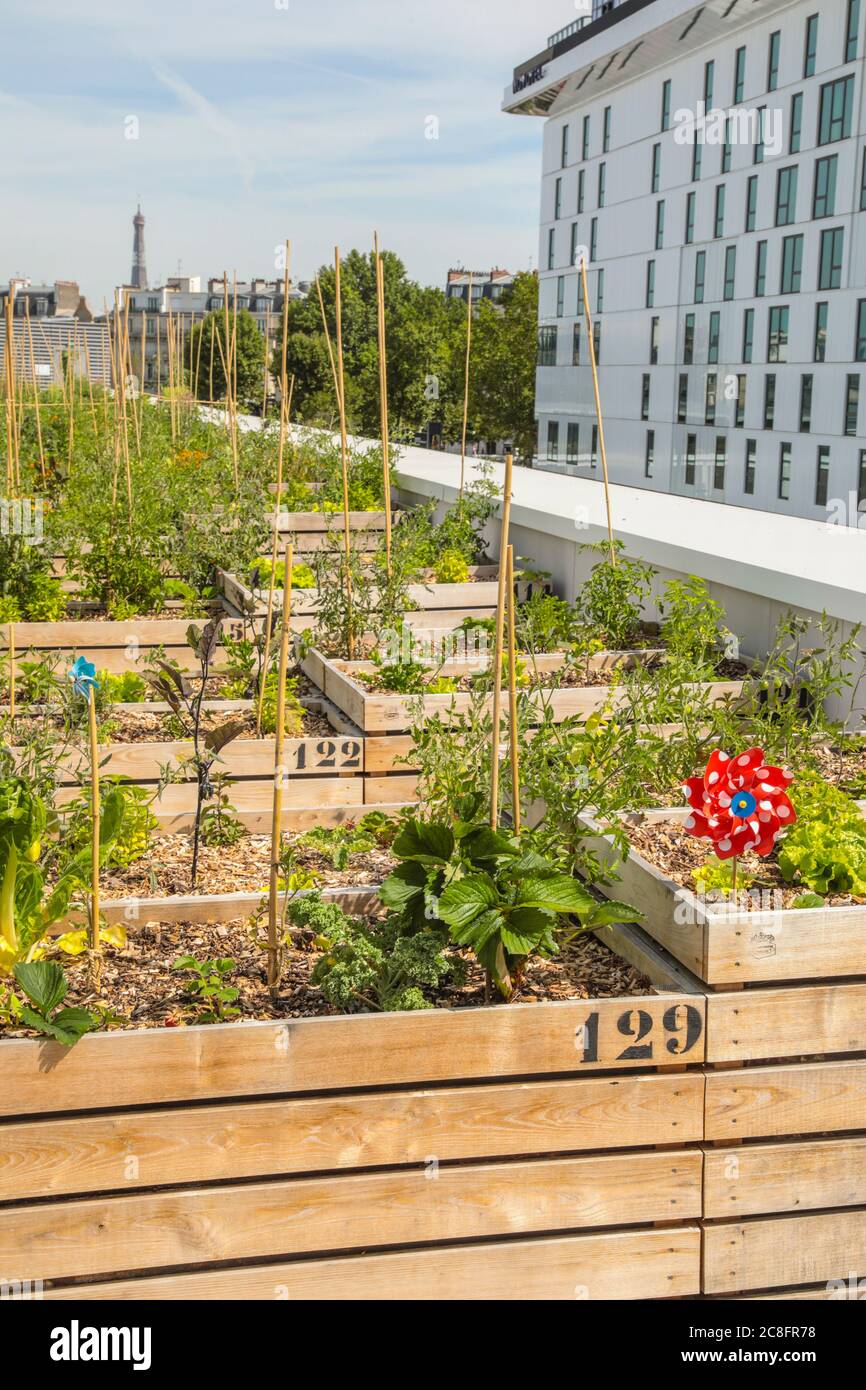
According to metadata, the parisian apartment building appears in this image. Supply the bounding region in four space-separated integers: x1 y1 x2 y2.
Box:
0 278 112 388
504 0 866 523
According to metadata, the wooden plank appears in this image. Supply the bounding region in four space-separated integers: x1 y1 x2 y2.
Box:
706 983 866 1064
143 800 411 835
56 776 365 819
7 618 238 650
704 1059 866 1140
703 1209 866 1295
364 774 419 804
0 1072 704 1201
19 736 367 785
1 1149 703 1284
364 734 417 773
42 1226 702 1301
0 989 706 1118
704 1137 866 1219
56 884 381 932
735 1284 865 1300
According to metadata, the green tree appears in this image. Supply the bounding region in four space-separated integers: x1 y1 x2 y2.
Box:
190 309 266 408
457 272 538 461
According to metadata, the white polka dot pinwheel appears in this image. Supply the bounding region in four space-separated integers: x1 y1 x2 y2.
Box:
681 747 796 861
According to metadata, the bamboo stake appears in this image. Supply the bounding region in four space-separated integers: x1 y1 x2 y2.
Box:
156 314 161 400
267 540 293 998
315 275 341 413
24 301 46 482
4 288 18 492
256 243 292 736
489 452 513 829
80 321 98 434
334 248 354 659
262 304 270 419
505 544 521 832
459 271 473 498
579 257 616 568
373 233 392 575
88 682 102 992
193 309 204 405
7 624 14 725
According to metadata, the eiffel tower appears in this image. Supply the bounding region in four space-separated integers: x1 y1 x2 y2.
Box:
131 204 148 289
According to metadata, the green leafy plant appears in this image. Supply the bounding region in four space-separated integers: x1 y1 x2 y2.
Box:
12 961 98 1047
574 541 655 651
778 777 866 897
199 776 245 848
252 556 317 590
516 592 574 654
95 669 148 705
259 671 306 736
296 824 377 870
692 858 756 896
379 803 642 999
174 955 240 1022
659 575 733 677
434 549 470 584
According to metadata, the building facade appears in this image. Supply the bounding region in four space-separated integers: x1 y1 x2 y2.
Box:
0 279 110 387
504 0 866 524
445 268 516 308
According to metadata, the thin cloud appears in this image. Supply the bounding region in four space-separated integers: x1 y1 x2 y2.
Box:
153 65 253 188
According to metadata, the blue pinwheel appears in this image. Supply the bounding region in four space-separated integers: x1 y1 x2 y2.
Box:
68 656 98 699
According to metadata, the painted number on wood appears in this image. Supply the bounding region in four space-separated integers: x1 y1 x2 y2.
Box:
575 1003 703 1066
292 739 362 772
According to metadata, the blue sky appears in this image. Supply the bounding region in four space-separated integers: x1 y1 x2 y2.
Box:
0 0 573 307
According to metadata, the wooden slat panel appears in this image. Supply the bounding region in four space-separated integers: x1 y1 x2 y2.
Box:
704 1210 866 1295
42 1226 702 1301
364 774 419 803
57 885 380 932
0 990 706 1118
26 736 366 785
704 904 866 986
2 1149 703 1284
8 619 233 650
0 1072 705 1200
364 735 417 773
704 1138 866 1218
705 1059 866 1140
706 983 866 1063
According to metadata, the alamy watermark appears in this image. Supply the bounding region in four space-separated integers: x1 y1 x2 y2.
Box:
674 101 782 159
0 497 44 546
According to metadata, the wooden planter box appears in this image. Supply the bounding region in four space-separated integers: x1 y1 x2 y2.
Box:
2 614 246 677
304 649 744 736
582 804 866 986
218 567 544 620
0 919 705 1301
268 508 403 553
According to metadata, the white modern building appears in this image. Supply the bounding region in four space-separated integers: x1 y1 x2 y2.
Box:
504 0 866 525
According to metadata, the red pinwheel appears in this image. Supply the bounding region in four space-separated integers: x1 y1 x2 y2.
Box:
681 747 795 860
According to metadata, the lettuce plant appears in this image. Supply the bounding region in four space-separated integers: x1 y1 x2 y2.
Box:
778 777 866 897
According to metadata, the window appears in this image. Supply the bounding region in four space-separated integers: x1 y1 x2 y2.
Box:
537 326 557 365
645 429 655 478
695 251 706 303
590 218 598 262
561 124 569 168
767 31 780 91
813 156 838 217
744 439 757 494
755 241 768 296
804 14 818 76
775 167 797 225
572 321 581 364
567 422 579 464
570 223 579 266
734 46 746 105
547 228 555 270
780 234 803 293
735 375 746 428
714 184 725 237
655 200 665 249
768 305 790 362
678 373 689 423
641 373 651 420
577 170 585 213
582 115 590 160
818 77 854 145
590 424 598 467
685 191 696 244
651 143 661 193
646 260 656 308
722 120 732 174
861 149 866 210
790 93 803 153
755 107 766 163
556 276 565 317
684 313 695 364
593 319 601 364
596 165 605 212
743 308 755 362
714 437 726 490
650 315 660 365
859 450 866 509
815 302 829 361
818 227 844 290
692 142 702 181
708 311 720 364
685 434 697 485
547 421 560 461
706 373 717 425
845 374 860 436
846 0 860 62
857 300 866 360
603 105 611 153
764 375 776 429
745 175 758 232
596 268 605 312
800 374 813 431
724 246 737 300
778 443 792 499
661 79 671 131
816 446 831 506
554 177 562 219
704 60 715 106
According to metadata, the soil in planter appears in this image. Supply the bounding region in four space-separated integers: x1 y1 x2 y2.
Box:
624 816 864 910
101 833 398 898
355 654 748 696
21 919 653 1031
